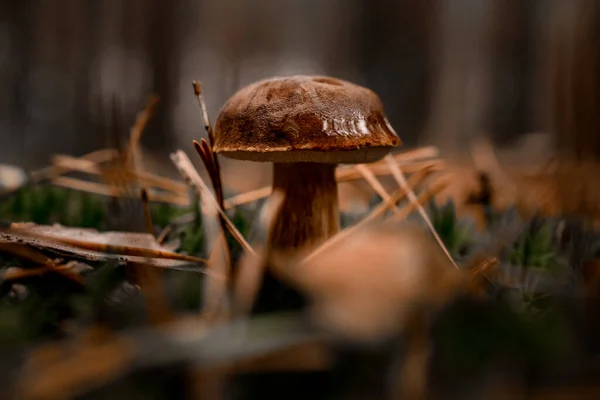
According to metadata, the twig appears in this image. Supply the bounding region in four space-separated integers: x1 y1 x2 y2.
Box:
192 81 216 147
384 155 459 270
192 81 224 208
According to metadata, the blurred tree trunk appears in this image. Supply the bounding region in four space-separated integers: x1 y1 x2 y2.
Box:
6 0 32 165
358 0 436 146
71 0 99 155
546 0 600 218
548 0 600 160
423 0 493 156
146 0 180 151
487 0 537 145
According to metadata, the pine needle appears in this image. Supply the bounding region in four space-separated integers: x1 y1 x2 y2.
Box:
302 166 436 264
384 154 459 270
170 150 254 256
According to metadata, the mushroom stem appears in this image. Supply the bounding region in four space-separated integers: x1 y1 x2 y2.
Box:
269 162 340 252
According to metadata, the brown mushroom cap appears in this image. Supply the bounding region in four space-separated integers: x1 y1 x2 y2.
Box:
213 75 402 164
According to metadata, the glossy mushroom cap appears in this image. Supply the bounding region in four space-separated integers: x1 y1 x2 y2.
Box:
213 75 402 164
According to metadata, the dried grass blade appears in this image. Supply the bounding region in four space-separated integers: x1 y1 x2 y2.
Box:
170 151 254 256
224 187 272 209
222 158 443 210
391 146 440 162
51 176 190 206
354 164 403 217
385 155 459 270
29 148 119 184
336 159 444 182
51 154 188 194
391 176 451 221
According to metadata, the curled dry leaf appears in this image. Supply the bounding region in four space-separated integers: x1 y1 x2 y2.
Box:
270 221 464 344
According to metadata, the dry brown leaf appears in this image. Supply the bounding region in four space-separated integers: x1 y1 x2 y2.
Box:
0 223 211 271
272 222 463 343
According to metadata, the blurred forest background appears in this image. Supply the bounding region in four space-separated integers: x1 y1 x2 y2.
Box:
0 0 597 181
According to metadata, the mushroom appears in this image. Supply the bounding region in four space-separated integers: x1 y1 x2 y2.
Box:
213 75 401 311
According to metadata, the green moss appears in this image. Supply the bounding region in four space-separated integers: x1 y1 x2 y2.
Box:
426 199 475 259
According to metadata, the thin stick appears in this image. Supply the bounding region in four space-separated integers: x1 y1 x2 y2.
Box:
385 155 459 270
192 81 215 146
170 150 255 256
192 81 225 210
